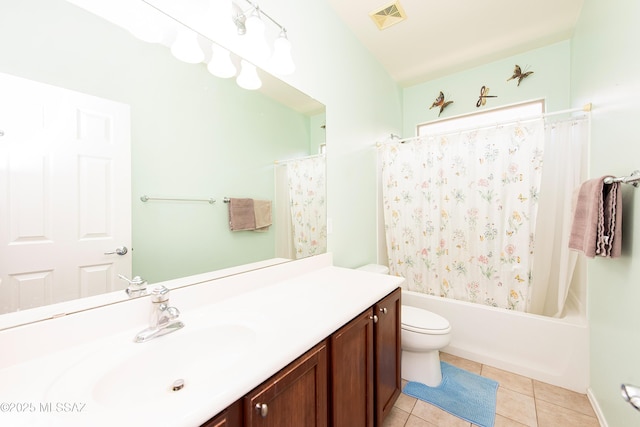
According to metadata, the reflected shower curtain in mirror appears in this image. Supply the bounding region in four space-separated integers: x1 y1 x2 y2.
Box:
286 155 327 259
379 121 545 311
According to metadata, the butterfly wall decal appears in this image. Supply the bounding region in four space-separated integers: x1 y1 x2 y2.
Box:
429 91 454 117
507 65 534 86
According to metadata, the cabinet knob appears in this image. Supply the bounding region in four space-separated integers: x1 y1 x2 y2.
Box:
370 314 379 323
255 403 268 418
379 307 388 314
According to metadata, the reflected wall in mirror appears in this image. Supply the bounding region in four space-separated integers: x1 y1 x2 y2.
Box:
0 0 326 317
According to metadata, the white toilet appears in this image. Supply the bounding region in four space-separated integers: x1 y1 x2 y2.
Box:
357 264 452 387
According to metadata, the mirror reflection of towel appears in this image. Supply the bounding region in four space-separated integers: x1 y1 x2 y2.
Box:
253 199 272 232
228 198 272 232
228 198 256 231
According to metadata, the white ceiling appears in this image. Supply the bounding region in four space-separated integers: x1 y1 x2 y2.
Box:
326 0 584 87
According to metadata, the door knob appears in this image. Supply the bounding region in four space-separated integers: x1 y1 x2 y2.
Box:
370 314 379 323
104 246 128 255
255 403 268 418
379 307 388 314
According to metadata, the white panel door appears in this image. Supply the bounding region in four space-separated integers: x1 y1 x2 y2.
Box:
0 73 131 314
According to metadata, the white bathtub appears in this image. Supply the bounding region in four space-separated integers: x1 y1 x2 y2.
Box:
402 290 589 393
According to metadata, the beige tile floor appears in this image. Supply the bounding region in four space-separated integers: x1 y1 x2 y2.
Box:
383 353 600 427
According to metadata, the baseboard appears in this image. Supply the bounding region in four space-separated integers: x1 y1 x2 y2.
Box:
587 387 608 427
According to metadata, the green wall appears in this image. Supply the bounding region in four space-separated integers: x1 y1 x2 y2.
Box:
0 0 314 283
402 41 571 136
571 0 640 425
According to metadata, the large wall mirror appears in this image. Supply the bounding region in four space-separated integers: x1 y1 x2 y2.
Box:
0 0 326 322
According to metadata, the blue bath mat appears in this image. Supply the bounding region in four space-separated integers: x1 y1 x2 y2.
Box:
403 362 498 427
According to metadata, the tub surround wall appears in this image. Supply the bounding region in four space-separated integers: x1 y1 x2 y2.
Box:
0 254 403 426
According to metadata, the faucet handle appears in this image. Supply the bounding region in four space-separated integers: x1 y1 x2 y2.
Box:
118 274 147 286
165 306 180 320
150 285 170 303
119 274 147 297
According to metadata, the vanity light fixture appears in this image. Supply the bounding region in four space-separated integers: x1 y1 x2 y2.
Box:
207 44 237 78
232 0 295 76
133 0 293 90
236 60 262 90
270 29 295 75
243 7 271 62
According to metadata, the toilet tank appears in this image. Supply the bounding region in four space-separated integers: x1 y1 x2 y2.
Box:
357 264 390 275
356 264 408 290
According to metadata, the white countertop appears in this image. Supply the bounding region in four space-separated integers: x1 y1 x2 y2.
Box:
0 254 404 426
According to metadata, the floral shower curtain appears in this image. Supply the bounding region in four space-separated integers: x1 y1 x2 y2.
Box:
379 120 545 311
286 155 327 259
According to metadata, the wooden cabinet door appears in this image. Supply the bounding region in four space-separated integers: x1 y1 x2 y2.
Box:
200 399 243 427
374 288 402 426
244 341 328 427
330 309 375 427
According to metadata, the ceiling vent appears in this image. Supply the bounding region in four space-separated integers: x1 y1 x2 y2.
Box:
369 1 406 30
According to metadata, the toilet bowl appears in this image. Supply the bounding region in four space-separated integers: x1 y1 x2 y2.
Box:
357 264 452 387
401 305 451 386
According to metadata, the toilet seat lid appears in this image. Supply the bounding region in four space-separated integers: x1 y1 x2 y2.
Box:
401 305 450 332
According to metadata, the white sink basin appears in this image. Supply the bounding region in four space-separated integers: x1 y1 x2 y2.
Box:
44 324 257 411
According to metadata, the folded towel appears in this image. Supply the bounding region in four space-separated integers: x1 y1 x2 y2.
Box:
253 199 272 232
603 181 622 257
228 198 256 231
568 176 622 258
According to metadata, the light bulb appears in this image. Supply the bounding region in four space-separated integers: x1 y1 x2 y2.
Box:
236 60 262 90
171 27 205 64
207 44 237 78
270 33 295 75
243 9 270 63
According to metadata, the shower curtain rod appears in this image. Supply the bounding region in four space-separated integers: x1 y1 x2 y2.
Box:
274 153 325 165
377 103 593 146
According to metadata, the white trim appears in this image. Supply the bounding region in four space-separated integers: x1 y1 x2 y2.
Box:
417 99 546 133
587 387 608 427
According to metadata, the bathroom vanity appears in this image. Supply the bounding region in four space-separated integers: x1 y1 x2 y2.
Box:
0 254 404 427
205 287 402 427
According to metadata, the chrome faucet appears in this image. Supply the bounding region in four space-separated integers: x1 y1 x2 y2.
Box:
134 285 184 343
118 274 148 298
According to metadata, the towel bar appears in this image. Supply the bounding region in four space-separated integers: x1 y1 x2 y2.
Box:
140 195 215 204
604 170 640 187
